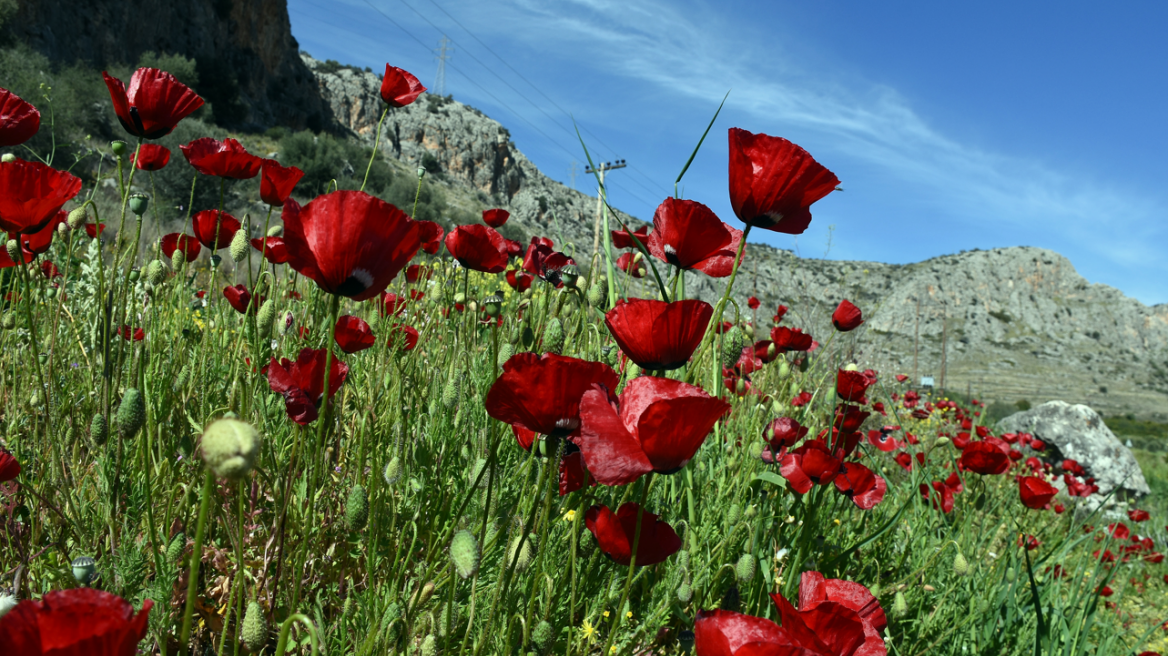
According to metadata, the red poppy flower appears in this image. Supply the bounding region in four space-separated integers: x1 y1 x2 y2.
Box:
0 87 40 147
727 127 839 234
780 440 842 493
379 291 408 317
603 298 712 371
38 260 61 279
764 417 808 450
646 197 743 278
574 375 730 485
334 315 376 354
160 233 201 263
103 67 203 140
482 208 509 228
559 444 596 496
85 223 106 239
0 159 83 234
584 502 681 567
608 224 649 252
693 609 802 656
796 571 888 655
192 210 241 250
503 238 523 258
131 144 171 171
505 269 533 292
616 251 646 278
250 236 290 264
0 448 20 481
1029 439 1045 451
0 588 153 655
282 192 428 300
445 224 509 273
222 285 262 314
747 296 760 310
267 348 350 425
959 440 1011 475
832 299 864 332
921 479 958 513
770 326 813 352
404 264 428 284
836 369 874 404
380 64 426 107
522 236 575 285
386 323 419 351
1129 509 1151 523
1098 585 1114 598
832 461 886 510
180 137 262 179
1107 522 1130 540
1019 475 1057 510
117 325 145 341
750 340 777 364
485 352 619 437
20 211 64 255
260 159 304 206
419 220 444 255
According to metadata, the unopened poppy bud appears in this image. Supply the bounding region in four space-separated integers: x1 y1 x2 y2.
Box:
543 318 564 354
116 388 145 439
454 292 466 305
721 327 745 368
1 313 14 330
5 240 19 262
736 378 747 395
744 504 757 519
0 153 15 163
508 533 537 572
166 532 186 563
587 278 606 308
482 292 503 318
735 553 756 583
200 418 260 479
560 264 579 288
145 260 166 285
278 310 294 336
869 582 881 597
57 222 67 235
893 591 908 617
71 556 97 585
267 224 283 237
383 456 403 485
676 582 693 603
241 600 267 652
345 484 369 531
450 529 481 579
778 360 790 377
170 249 184 270
953 551 970 577
532 620 554 655
128 193 149 217
442 376 461 408
420 634 437 656
727 503 742 526
843 363 859 371
256 299 276 338
229 229 249 262
411 580 436 611
67 206 88 230
90 413 109 446
111 140 127 158
1005 567 1016 583
935 436 950 446
497 342 513 367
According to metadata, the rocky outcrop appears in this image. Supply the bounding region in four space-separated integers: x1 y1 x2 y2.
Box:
5 0 328 130
999 401 1150 516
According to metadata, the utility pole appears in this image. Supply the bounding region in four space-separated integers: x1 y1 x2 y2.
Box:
913 297 920 384
939 315 948 392
568 161 579 191
585 159 627 307
433 36 452 97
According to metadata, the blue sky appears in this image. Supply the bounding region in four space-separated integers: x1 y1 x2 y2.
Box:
288 0 1168 305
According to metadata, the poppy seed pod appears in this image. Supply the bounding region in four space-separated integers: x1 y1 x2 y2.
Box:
67 206 88 230
229 229 249 262
734 553 756 583
560 263 579 288
116 389 145 439
482 292 504 318
200 418 260 479
384 456 403 485
90 413 109 446
111 141 127 158
450 529 481 579
543 318 564 354
71 556 97 585
241 600 267 652
128 193 149 217
345 485 369 531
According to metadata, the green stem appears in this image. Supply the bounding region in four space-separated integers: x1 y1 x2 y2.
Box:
179 469 215 655
360 106 389 193
274 613 320 656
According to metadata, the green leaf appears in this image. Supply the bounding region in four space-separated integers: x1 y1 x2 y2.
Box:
753 472 787 489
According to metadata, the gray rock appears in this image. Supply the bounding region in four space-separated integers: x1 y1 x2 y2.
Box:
998 401 1150 507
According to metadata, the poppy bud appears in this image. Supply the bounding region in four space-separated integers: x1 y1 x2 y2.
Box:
5 239 19 262
57 222 67 235
467 300 478 313
145 260 165 285
90 413 109 446
1 314 14 330
953 551 970 577
166 532 186 563
128 193 149 217
442 376 461 408
735 378 746 395
543 318 564 354
454 292 466 305
727 503 742 527
384 456 403 485
735 553 756 583
411 581 436 611
128 269 141 283
1005 567 1016 583
229 229 249 262
893 591 908 617
532 620 554 655
720 585 740 612
116 388 145 439
560 264 579 288
676 582 693 603
935 436 950 446
241 600 267 652
721 327 746 368
450 529 481 579
67 206 88 230
483 292 504 318
345 484 369 531
201 418 260 479
256 299 276 338
111 140 127 158
278 310 294 336
267 224 283 237
798 355 810 372
497 342 513 368
601 345 619 367
678 549 690 571
587 277 606 308
71 556 97 585
508 533 537 572
0 153 14 163
869 582 881 597
744 504 757 519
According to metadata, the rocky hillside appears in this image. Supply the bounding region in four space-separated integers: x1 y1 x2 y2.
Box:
306 57 1168 421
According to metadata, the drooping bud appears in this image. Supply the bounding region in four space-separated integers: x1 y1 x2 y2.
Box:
587 277 606 308
267 224 283 237
497 342 513 368
5 240 19 263
1 314 15 330
166 533 186 563
345 484 370 531
676 582 693 604
508 533 537 572
450 529 481 579
90 413 109 446
726 504 742 527
442 376 461 409
532 620 554 655
543 318 564 354
953 551 970 577
145 260 166 285
128 193 149 217
278 310 294 336
229 228 249 263
411 580 436 611
384 456 403 485
721 327 746 369
200 418 261 479
734 553 756 583
1005 567 1016 583
893 591 908 617
67 206 88 230
0 153 15 163
116 389 145 439
256 299 276 338
420 634 437 656
241 600 267 652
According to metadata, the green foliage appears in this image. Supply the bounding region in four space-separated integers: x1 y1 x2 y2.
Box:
136 51 199 89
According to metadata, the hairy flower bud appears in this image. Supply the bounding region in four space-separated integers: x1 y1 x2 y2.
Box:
384 456 403 486
229 228 249 263
953 551 970 577
241 600 267 652
532 620 554 655
450 529 481 579
543 318 564 354
116 388 145 439
166 533 186 563
267 224 283 237
256 299 276 339
735 553 756 583
201 418 260 479
67 206 88 230
508 533 537 572
893 591 908 617
90 413 109 446
676 581 693 604
5 240 19 263
145 260 166 285
345 484 369 532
